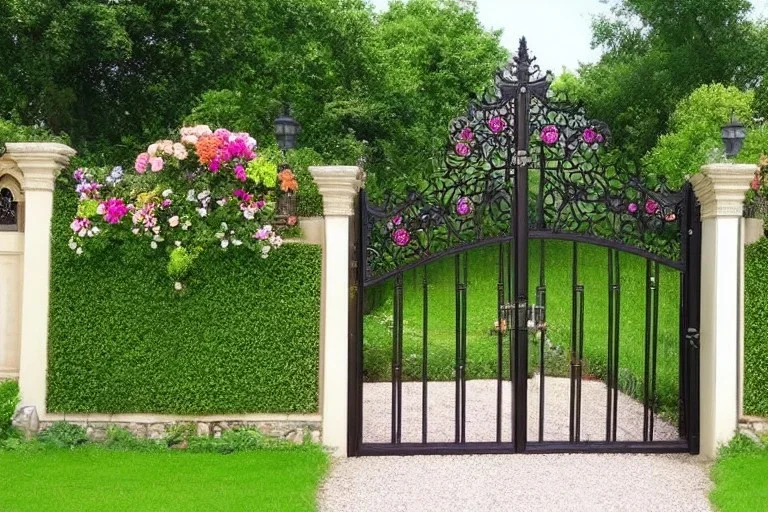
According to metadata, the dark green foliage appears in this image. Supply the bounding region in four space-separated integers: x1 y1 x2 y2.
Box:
47 184 321 414
0 380 19 439
744 238 768 416
37 422 88 448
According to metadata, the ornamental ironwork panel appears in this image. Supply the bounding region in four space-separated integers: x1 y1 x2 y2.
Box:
0 188 18 229
363 38 684 283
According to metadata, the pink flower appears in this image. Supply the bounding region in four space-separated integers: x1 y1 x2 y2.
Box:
233 189 253 203
135 152 150 174
214 128 232 142
583 128 599 145
460 127 474 141
70 217 91 233
168 216 180 227
665 213 677 222
752 174 761 191
645 199 659 215
72 169 85 182
455 142 471 157
488 116 507 134
456 197 473 216
161 199 172 208
254 226 272 240
99 198 128 224
149 157 164 172
234 164 247 182
392 215 403 226
392 228 410 247
540 125 559 146
208 157 221 173
627 203 638 214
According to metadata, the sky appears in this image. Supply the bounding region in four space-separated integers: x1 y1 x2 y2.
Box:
369 0 768 72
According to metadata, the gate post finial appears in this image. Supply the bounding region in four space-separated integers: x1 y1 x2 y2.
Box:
309 165 363 457
691 162 756 459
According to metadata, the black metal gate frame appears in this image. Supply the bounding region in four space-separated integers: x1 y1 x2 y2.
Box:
348 38 701 456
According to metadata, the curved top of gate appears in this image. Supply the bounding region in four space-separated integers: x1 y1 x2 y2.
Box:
362 38 688 286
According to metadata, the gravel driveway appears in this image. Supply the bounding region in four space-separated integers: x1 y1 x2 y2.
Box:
319 377 712 511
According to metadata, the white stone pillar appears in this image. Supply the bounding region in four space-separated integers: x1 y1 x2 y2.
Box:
5 143 76 416
690 163 755 459
309 166 362 457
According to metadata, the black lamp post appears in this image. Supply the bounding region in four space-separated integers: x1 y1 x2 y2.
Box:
721 113 747 159
274 108 301 153
273 108 301 225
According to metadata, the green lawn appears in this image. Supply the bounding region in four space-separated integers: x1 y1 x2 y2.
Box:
363 240 681 417
710 436 768 511
0 446 329 512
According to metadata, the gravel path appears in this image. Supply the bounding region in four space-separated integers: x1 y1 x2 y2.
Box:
363 377 677 443
318 453 711 511
319 377 711 511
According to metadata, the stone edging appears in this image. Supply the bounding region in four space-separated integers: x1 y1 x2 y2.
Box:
13 407 322 444
738 415 768 442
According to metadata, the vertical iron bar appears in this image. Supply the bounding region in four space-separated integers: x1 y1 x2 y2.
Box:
649 262 660 440
461 253 468 443
569 242 578 442
454 254 461 443
606 249 614 441
575 285 585 442
643 260 652 442
685 184 702 454
349 190 365 456
537 240 547 442
496 244 504 442
612 250 621 442
393 272 404 444
422 267 428 444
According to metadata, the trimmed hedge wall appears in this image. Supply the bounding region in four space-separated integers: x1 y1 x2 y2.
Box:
744 238 768 417
47 182 321 414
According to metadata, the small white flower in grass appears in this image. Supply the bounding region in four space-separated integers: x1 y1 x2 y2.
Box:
197 208 207 218
221 239 229 249
153 234 164 242
162 189 173 198
150 241 158 249
220 222 228 231
78 228 87 238
215 232 225 239
181 220 192 231
152 225 161 235
217 198 227 207
92 226 101 235
197 190 211 201
232 239 242 246
174 281 183 291
186 189 196 202
168 215 179 227
68 239 77 250
132 228 140 235
76 247 83 255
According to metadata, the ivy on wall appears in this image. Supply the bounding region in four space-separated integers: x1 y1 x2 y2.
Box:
744 238 768 417
47 182 321 414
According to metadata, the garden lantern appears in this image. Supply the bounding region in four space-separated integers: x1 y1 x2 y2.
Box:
274 108 301 152
721 113 746 159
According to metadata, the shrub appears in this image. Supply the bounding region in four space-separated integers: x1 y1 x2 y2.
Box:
37 422 88 448
48 184 322 414
744 238 768 416
0 380 19 439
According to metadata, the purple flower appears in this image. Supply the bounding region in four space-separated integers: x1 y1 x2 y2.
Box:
70 217 90 233
583 128 599 145
161 199 172 208
540 125 559 146
455 142 471 157
460 127 474 141
254 225 272 240
99 198 128 224
72 169 85 182
488 117 507 134
392 215 403 226
392 228 410 247
233 188 253 203
645 199 659 215
627 203 638 214
597 134 605 143
234 164 247 182
456 197 473 216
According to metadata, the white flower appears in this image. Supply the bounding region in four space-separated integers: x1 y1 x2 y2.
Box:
261 245 271 254
68 239 77 250
162 189 173 198
152 226 161 235
132 228 140 235
221 239 229 249
174 241 182 247
217 198 227 207
232 239 242 246
215 232 225 239
186 189 196 202
168 215 180 227
197 190 211 201
76 247 83 256
153 234 164 242
150 241 158 249
174 281 183 291
197 208 207 218
242 208 255 220
96 203 106 215
220 222 228 231
92 226 101 235
147 143 159 157
78 228 87 237
182 220 192 231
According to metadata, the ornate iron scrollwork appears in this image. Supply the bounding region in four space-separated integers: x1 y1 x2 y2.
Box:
0 188 18 228
363 38 684 283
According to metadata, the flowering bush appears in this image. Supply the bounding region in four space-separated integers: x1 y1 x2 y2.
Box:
68 125 295 287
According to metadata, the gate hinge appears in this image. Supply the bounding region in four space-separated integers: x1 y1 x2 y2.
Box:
686 328 700 349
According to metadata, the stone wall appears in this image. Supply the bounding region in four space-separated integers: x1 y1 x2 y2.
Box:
739 415 768 443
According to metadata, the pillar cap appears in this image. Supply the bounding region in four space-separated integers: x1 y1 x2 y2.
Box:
690 163 757 219
309 166 364 216
2 142 77 192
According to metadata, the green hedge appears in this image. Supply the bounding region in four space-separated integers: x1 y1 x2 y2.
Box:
744 238 768 417
47 183 321 414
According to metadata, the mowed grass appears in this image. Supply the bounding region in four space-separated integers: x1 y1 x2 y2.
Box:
710 436 768 511
363 240 681 416
0 446 329 512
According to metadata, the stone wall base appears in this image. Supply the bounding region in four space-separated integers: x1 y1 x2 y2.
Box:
12 407 321 444
738 415 768 443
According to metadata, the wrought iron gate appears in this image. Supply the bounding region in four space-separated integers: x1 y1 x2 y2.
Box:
349 39 700 456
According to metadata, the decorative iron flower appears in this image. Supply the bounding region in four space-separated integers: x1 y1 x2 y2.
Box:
627 203 638 214
455 142 471 157
459 127 474 141
582 128 599 145
645 199 659 215
392 228 411 247
456 197 473 216
540 125 559 146
488 116 507 134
